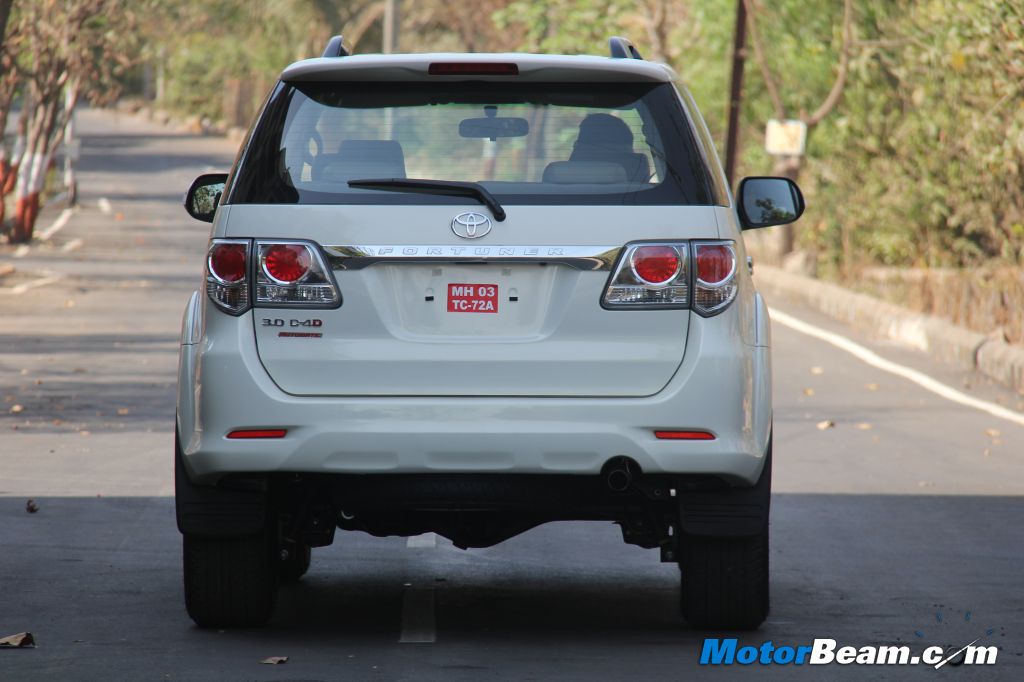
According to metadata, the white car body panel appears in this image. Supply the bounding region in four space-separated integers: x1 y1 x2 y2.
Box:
223 204 721 397
176 297 771 485
177 50 773 489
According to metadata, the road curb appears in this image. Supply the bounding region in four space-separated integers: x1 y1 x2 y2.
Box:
756 265 1024 394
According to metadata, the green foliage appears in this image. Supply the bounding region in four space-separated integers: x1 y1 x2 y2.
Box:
123 0 1023 269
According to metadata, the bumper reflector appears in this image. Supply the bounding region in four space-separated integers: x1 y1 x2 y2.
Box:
227 429 287 439
654 430 715 440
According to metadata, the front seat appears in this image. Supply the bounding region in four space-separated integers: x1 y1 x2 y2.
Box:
568 114 650 183
314 139 407 183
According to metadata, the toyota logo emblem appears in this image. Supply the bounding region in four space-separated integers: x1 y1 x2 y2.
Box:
451 212 492 239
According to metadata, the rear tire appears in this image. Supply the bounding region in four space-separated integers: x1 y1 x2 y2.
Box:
678 523 769 630
183 529 278 628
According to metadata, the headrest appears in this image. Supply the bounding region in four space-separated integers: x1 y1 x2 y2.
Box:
542 161 629 184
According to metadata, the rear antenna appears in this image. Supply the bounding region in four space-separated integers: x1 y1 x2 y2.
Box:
322 35 349 58
609 36 643 60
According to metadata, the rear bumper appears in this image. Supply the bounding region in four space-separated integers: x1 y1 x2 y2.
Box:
177 301 771 486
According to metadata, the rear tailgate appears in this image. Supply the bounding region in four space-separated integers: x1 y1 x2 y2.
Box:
228 204 718 397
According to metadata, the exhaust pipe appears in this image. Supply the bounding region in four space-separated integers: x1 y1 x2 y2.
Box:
604 457 636 492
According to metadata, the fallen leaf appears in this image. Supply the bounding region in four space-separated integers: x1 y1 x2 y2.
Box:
51 419 62 426
259 656 288 665
116 408 130 416
34 379 42 385
856 422 873 430
865 383 879 391
64 299 75 308
25 500 39 513
803 388 815 396
79 430 90 437
810 366 824 375
9 404 24 414
114 212 125 221
816 420 835 430
985 428 1001 438
983 449 991 457
0 632 35 648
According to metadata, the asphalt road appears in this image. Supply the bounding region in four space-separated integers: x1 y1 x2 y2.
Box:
1 109 1022 681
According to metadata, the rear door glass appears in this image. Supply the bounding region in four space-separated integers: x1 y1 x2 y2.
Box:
231 82 714 206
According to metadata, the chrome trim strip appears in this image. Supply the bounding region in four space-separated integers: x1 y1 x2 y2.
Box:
322 245 622 271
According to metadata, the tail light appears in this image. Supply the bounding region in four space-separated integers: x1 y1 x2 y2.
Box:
602 240 737 316
603 243 689 308
206 239 250 315
693 242 738 316
205 239 341 314
255 240 340 307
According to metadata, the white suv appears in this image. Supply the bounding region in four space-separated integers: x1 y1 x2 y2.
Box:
176 36 803 630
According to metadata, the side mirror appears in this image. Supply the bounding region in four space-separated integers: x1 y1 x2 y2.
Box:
184 173 228 222
737 176 805 230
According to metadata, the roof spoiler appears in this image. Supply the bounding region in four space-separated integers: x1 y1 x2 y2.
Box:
608 36 643 60
322 35 350 58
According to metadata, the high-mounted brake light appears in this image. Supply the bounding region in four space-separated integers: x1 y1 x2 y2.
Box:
206 239 251 315
428 62 519 76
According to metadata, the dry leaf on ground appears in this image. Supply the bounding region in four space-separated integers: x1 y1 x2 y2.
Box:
985 428 1001 438
803 388 815 396
810 366 824 375
259 656 288 665
25 500 39 514
0 632 35 648
9 404 24 414
816 420 835 430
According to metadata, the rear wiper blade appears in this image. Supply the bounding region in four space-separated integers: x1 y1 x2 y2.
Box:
348 178 506 222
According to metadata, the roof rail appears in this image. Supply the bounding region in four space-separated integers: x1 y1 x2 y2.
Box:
321 35 349 58
608 36 643 60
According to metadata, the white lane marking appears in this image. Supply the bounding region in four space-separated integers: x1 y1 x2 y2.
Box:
97 197 112 215
0 274 63 295
406 533 437 548
770 307 1024 428
38 208 74 240
399 586 436 643
60 238 83 253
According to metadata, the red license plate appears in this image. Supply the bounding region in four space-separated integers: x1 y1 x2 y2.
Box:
447 283 498 313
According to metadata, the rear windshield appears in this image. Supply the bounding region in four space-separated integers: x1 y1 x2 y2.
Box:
229 81 715 206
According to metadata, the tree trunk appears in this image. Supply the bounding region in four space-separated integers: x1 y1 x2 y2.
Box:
770 155 803 260
11 95 60 243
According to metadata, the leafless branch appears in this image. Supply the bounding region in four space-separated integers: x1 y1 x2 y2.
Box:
743 0 787 120
804 0 854 127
